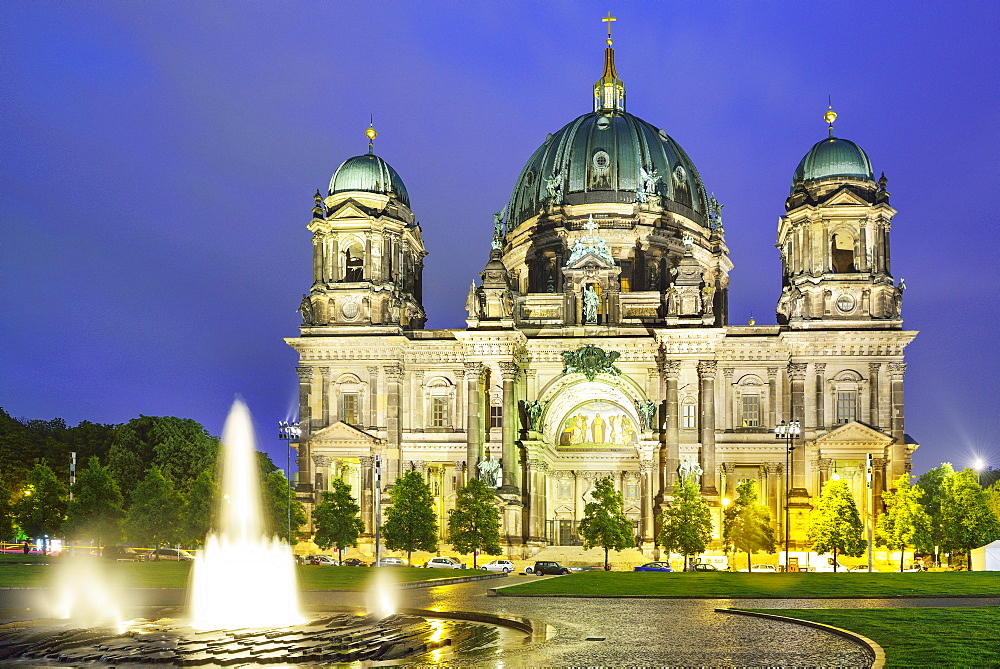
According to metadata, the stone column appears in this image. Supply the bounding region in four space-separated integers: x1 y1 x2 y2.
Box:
525 459 545 543
320 367 332 426
359 455 374 535
814 363 826 431
413 370 425 432
454 370 465 430
312 233 323 284
498 361 520 493
888 363 907 482
787 362 808 494
329 235 339 282
765 463 780 530
465 362 483 476
296 366 314 493
526 368 538 403
767 367 778 430
868 363 881 431
640 460 655 543
367 366 380 429
723 462 736 500
697 360 718 495
817 458 831 487
663 360 681 493
722 368 734 431
384 365 403 487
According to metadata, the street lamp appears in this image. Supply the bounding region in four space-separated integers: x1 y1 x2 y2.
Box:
278 421 301 544
775 420 800 571
974 458 984 487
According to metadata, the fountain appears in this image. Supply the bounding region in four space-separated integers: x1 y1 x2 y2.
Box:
0 400 538 665
189 399 303 630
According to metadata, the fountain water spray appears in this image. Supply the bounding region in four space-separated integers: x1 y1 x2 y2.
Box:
189 399 303 629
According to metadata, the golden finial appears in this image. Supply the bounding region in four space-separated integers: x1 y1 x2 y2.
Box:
366 117 377 153
825 97 837 139
602 11 616 46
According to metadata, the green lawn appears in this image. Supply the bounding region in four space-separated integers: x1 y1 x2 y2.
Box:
0 559 481 591
748 607 1000 667
496 570 1000 598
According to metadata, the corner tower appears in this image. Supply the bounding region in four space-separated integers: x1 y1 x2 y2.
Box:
300 125 427 332
777 107 902 328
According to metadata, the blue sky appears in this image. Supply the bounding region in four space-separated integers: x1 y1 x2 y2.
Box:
3 1 997 475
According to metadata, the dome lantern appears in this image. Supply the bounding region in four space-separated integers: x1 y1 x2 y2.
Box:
594 12 625 113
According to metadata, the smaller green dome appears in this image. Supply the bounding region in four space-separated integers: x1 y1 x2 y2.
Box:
791 137 873 192
329 152 410 207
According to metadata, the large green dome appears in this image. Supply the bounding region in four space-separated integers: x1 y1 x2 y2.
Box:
329 151 410 207
791 136 873 192
507 111 708 229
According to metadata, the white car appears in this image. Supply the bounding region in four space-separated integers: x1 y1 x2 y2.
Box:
738 564 777 572
846 565 881 573
377 557 408 567
424 556 465 569
480 559 515 573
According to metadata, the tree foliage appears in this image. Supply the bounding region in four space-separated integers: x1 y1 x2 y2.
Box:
448 477 501 567
108 416 218 503
381 470 438 564
180 469 216 546
577 476 634 571
658 474 713 570
63 457 125 546
876 473 931 571
916 462 955 554
313 479 364 561
257 454 306 542
0 478 15 540
722 479 775 570
808 479 866 569
940 468 1000 570
125 466 183 550
13 462 67 543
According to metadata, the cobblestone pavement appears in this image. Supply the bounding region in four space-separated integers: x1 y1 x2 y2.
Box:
321 575 994 667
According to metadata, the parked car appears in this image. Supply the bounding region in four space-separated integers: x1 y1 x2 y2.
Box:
738 564 777 572
342 557 367 567
149 547 195 561
688 562 719 572
902 563 927 572
480 559 515 573
570 565 605 571
309 555 338 565
424 556 465 569
693 555 729 571
846 565 881 573
526 560 570 575
100 545 142 562
634 561 673 572
376 557 408 567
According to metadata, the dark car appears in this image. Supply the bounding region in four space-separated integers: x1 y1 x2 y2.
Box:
527 560 570 575
342 558 367 567
101 545 142 562
688 562 719 572
634 561 673 572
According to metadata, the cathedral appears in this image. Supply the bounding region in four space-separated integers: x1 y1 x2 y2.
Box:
285 23 916 555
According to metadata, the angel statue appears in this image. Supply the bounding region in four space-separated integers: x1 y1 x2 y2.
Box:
544 171 564 204
477 448 501 488
491 209 506 250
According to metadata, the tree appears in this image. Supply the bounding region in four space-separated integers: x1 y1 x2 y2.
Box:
125 466 183 552
448 478 502 567
658 473 713 570
63 456 125 547
180 469 216 546
940 468 1000 571
916 462 955 561
876 473 931 571
0 478 14 541
313 479 364 563
13 462 67 548
577 476 634 571
108 416 218 504
381 470 437 564
261 468 306 543
986 481 1000 526
808 479 866 570
722 480 775 570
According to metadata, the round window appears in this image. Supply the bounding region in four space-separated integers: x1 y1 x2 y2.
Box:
596 116 611 130
342 302 360 319
593 150 610 170
836 295 855 313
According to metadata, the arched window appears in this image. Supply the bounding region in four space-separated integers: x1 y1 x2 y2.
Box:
831 233 856 273
735 374 767 428
334 373 364 426
832 370 863 424
343 242 364 282
425 377 455 430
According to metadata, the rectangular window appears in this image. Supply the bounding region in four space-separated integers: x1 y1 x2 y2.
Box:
431 397 449 427
741 395 761 427
341 393 359 424
490 405 503 429
836 391 857 424
682 403 697 429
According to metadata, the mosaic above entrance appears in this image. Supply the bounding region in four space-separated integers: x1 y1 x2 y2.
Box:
557 400 637 449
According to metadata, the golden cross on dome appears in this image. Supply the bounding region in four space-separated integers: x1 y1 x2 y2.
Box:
602 12 616 43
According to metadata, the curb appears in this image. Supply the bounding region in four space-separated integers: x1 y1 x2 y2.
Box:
395 572 508 589
716 608 885 669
